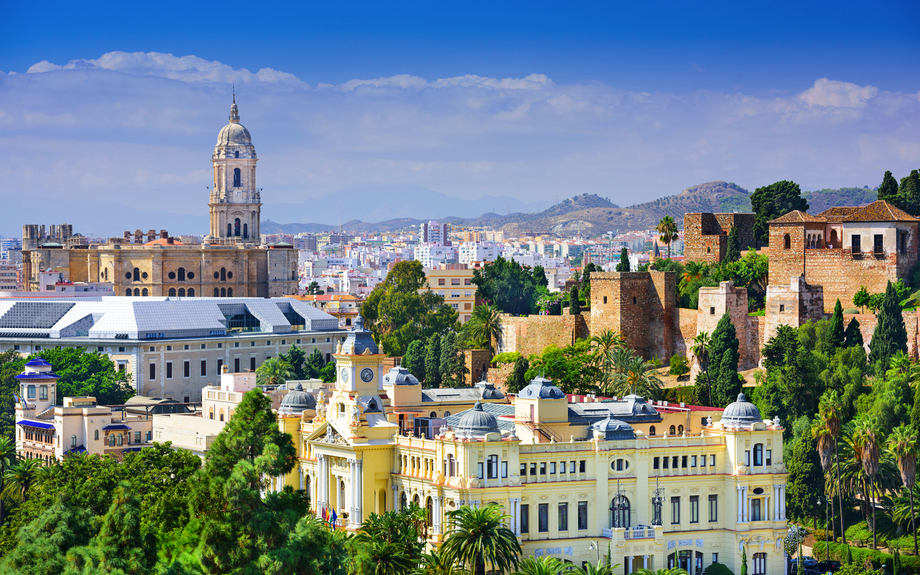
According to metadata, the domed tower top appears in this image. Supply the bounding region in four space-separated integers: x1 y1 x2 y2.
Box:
208 89 262 243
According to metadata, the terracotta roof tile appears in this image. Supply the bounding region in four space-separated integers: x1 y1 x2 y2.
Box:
816 206 859 222
841 200 919 222
768 210 826 224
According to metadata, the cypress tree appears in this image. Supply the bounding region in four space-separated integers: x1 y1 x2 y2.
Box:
844 317 864 349
570 286 581 315
899 170 920 216
708 312 740 406
403 339 426 381
725 225 741 262
304 347 326 379
505 356 530 394
740 546 748 575
822 299 845 356
878 170 899 204
869 281 908 371
616 248 630 272
424 335 441 388
439 332 465 386
786 424 825 521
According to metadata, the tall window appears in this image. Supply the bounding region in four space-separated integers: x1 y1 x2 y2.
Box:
177 267 186 281
751 499 762 521
852 234 861 253
243 223 248 239
166 362 173 379
520 504 529 534
578 501 588 530
753 553 766 575
558 503 568 531
610 495 631 528
184 360 190 378
486 455 499 479
26 385 35 399
753 444 763 466
234 218 241 237
133 267 140 281
149 364 156 380
709 495 718 522
538 503 549 532
233 168 241 187
39 386 48 400
690 495 699 523
671 497 681 524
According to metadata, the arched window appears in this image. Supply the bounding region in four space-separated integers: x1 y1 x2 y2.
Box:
649 425 656 436
94 429 99 440
39 386 48 400
234 218 241 237
444 411 451 417
426 496 433 527
413 494 420 506
133 267 140 281
117 435 123 446
142 288 148 296
168 288 176 297
27 385 35 399
753 443 763 466
677 425 684 435
221 268 226 282
830 229 838 246
668 425 676 435
610 495 631 528
400 492 407 510
134 288 140 296
125 288 132 296
188 288 195 297
243 223 248 239
209 408 214 420
214 288 220 297
430 411 437 418
227 288 233 297
177 267 185 281
233 168 241 187
219 408 225 422
220 288 226 297
227 223 232 237
109 435 116 447
783 234 791 250
178 288 185 297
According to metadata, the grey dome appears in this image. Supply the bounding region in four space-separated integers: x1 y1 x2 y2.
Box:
474 380 505 400
216 122 252 146
591 414 635 440
340 315 379 355
279 383 316 414
383 366 419 386
721 392 762 426
607 394 661 423
518 377 566 399
454 401 500 438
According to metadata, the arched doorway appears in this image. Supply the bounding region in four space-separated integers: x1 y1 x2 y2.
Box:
610 495 631 528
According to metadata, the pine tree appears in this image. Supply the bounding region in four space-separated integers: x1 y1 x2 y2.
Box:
899 170 920 216
0 497 92 575
709 312 740 406
844 317 864 349
424 336 441 388
304 347 326 379
879 170 900 204
725 225 741 262
869 281 908 371
505 357 530 394
616 248 630 272
786 427 825 521
439 332 467 387
282 344 307 379
569 286 581 315
403 339 426 381
823 299 845 356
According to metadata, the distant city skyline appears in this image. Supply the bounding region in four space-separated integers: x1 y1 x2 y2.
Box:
0 1 917 235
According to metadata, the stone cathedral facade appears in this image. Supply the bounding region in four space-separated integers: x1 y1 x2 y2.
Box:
22 97 298 298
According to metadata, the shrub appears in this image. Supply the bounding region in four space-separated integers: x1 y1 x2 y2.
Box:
491 352 521 365
814 542 920 574
844 308 861 315
704 563 735 575
669 354 690 376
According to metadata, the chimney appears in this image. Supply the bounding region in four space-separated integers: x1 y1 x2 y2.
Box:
147 230 156 243
160 230 168 239
167 237 174 245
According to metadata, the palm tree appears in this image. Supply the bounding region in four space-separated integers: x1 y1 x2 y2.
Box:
2 458 42 504
0 437 16 527
819 390 847 548
414 552 458 575
682 261 706 284
690 331 712 403
512 555 572 575
812 413 837 541
887 424 918 555
656 216 679 259
576 560 615 575
853 416 881 549
255 357 293 387
606 349 662 400
440 504 521 575
467 305 503 357
592 330 627 386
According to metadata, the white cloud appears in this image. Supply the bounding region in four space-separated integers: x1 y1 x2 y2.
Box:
799 78 878 108
2 51 919 234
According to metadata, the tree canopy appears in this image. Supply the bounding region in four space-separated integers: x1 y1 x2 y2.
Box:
472 257 548 316
750 180 809 246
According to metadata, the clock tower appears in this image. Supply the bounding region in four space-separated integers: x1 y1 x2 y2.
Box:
327 315 388 434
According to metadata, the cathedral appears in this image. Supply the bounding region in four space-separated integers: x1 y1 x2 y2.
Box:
22 96 299 298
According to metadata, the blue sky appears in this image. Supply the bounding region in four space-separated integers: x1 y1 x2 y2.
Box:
0 1 918 233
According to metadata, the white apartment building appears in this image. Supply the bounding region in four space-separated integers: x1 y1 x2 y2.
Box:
458 242 500 265
420 221 450 245
415 244 457 269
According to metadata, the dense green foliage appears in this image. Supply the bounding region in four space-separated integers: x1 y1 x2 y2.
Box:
472 257 549 315
750 180 809 246
869 281 908 371
361 260 459 356
698 312 740 407
615 247 630 272
725 225 741 263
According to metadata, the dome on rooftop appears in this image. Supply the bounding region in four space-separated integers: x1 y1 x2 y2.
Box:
454 401 500 438
518 377 565 400
383 366 419 386
720 392 762 426
590 414 635 440
278 383 316 414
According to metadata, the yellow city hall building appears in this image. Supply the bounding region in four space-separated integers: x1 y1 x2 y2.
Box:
274 318 789 574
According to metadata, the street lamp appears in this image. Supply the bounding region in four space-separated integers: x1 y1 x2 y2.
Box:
589 540 600 565
651 477 665 526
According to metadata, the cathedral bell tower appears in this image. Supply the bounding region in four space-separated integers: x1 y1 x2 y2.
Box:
208 91 261 244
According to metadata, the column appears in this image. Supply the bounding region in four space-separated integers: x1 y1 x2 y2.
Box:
643 556 649 569
299 467 304 491
316 455 325 516
433 496 443 535
392 484 399 512
773 486 778 520
349 459 357 527
737 486 743 523
745 488 751 524
509 498 519 536
780 486 786 520
356 459 364 525
628 557 634 573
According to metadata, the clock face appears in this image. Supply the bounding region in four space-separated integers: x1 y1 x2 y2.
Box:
340 368 349 382
360 368 374 383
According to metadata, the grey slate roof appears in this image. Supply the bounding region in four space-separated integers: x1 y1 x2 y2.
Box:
446 403 515 434
0 297 338 340
421 381 506 403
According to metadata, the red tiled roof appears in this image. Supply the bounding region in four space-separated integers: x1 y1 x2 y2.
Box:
144 238 185 246
841 200 919 222
816 206 859 222
768 210 825 224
